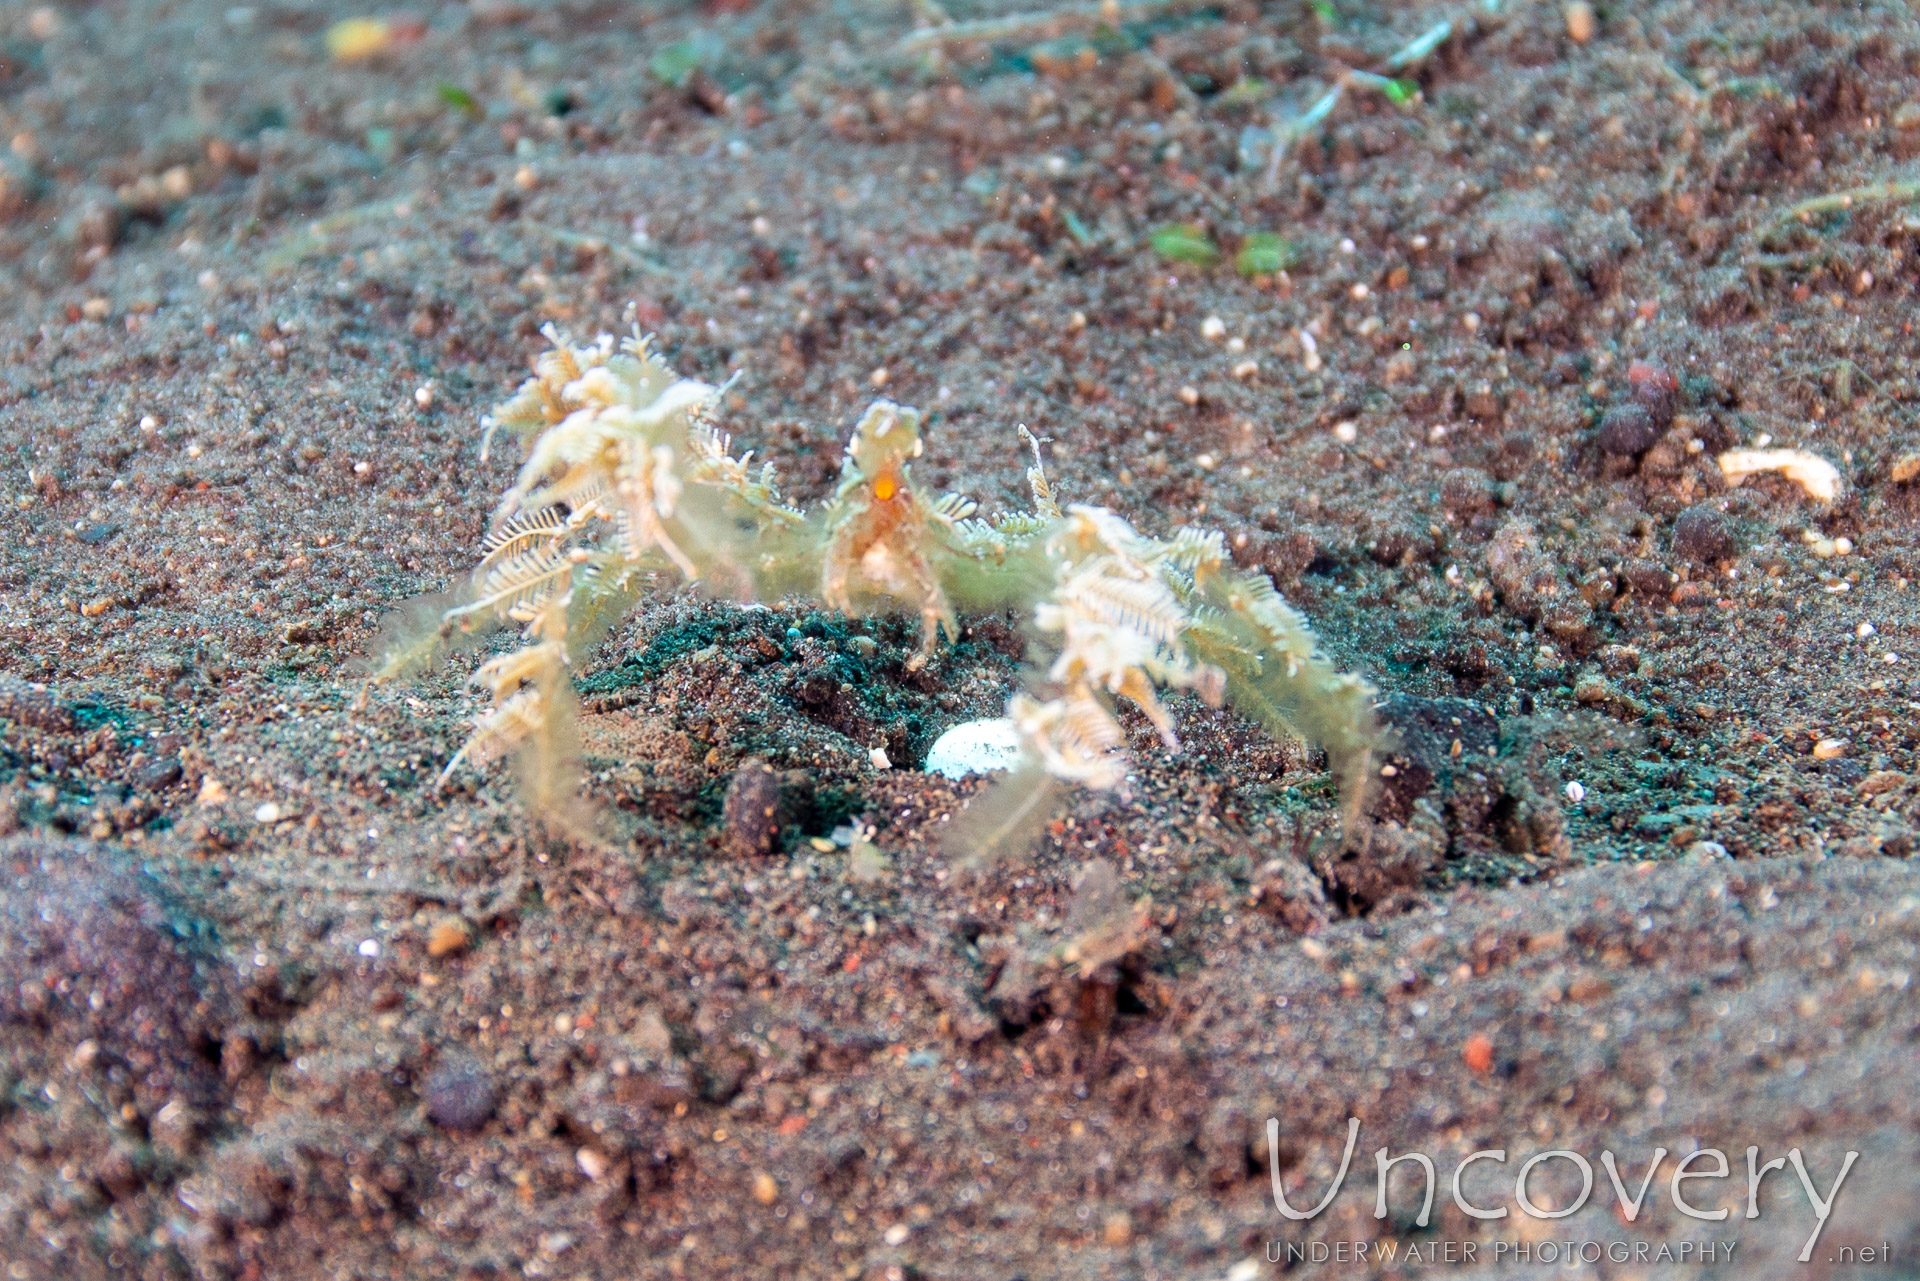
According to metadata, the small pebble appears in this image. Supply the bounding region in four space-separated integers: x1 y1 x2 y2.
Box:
752 1172 779 1205
1102 1212 1133 1246
1332 420 1357 443
424 1055 497 1131
357 938 380 958
1463 1033 1495 1074
1564 780 1586 803
1671 506 1733 564
883 1224 910 1247
576 1148 610 1181
1200 315 1226 340
1564 1 1597 42
1812 738 1848 760
252 801 282 824
1177 385 1200 406
722 760 782 857
1596 402 1658 456
426 917 472 958
1627 360 1678 430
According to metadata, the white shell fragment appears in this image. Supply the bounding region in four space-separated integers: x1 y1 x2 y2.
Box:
1716 448 1843 502
924 718 1026 779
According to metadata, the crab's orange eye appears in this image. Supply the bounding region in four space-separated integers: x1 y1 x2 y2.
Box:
872 474 898 502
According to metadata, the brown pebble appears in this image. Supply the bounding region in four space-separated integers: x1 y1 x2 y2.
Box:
1463 1033 1495 1074
723 759 782 857
1671 506 1734 564
424 1054 497 1131
426 917 472 958
1566 974 1611 1003
1102 1212 1133 1246
1564 1 1597 42
1628 360 1679 430
752 1171 778 1205
1596 403 1658 456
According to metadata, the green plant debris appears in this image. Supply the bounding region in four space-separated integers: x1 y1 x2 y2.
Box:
1234 232 1298 277
1149 223 1219 266
1061 209 1095 248
435 81 480 115
649 41 701 87
1218 76 1273 106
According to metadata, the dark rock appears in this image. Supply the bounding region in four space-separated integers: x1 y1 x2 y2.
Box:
1371 694 1502 828
0 680 76 732
1627 360 1679 429
66 194 123 251
1596 403 1658 456
136 755 184 790
0 836 231 1112
1672 506 1734 564
1485 520 1557 622
1249 855 1331 933
1620 559 1675 600
1439 467 1497 521
722 759 783 857
423 1054 497 1131
1353 695 1572 901
1319 804 1446 914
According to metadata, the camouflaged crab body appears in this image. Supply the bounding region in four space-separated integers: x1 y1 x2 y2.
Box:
379 327 1379 852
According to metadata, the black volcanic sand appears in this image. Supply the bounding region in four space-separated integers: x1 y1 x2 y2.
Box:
2 0 1919 1276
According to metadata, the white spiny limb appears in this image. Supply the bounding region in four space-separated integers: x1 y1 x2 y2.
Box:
450 546 575 624
1018 425 1062 519
1163 526 1228 577
438 636 568 783
687 423 805 522
1008 691 1128 789
479 507 573 565
932 492 979 522
613 440 697 578
1041 555 1188 647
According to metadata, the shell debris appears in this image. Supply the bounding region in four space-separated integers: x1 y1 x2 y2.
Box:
1716 448 1842 502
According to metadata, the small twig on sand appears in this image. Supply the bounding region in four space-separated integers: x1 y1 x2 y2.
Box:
1384 19 1452 71
1770 178 1920 228
1260 17 1451 189
520 222 667 274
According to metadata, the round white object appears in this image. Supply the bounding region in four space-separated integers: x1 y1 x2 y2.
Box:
924 719 1025 779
